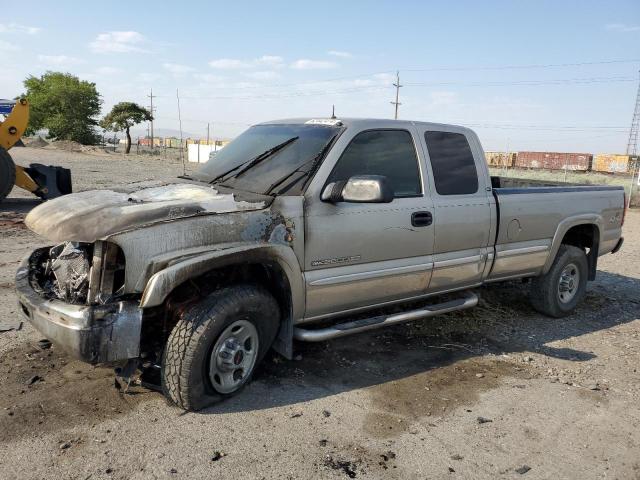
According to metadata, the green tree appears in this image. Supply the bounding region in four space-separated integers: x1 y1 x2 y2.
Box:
100 102 153 154
23 71 102 145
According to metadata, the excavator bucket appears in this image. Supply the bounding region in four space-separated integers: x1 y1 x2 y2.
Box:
0 98 73 202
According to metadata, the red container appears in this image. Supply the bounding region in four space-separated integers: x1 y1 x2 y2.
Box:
515 151 592 171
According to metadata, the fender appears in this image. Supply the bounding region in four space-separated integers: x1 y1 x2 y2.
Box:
140 242 304 315
542 213 603 275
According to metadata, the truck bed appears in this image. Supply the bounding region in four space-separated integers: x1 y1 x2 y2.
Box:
486 176 625 282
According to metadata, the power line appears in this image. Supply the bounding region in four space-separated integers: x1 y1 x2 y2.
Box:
402 58 640 72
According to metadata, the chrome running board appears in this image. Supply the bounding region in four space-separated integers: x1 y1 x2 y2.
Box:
293 291 478 342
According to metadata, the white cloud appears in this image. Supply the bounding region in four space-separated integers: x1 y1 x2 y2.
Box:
209 55 286 70
208 58 252 69
162 63 195 74
37 54 84 66
90 31 147 53
256 55 284 67
245 70 281 80
0 23 40 35
605 23 640 32
0 40 19 51
327 50 352 58
290 59 337 70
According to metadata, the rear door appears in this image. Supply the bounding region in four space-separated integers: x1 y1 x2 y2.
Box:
303 126 435 320
416 127 493 292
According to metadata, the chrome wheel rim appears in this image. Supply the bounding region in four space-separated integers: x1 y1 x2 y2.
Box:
208 320 259 394
558 263 580 304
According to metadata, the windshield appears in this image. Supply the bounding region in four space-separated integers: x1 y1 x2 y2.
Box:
191 123 342 195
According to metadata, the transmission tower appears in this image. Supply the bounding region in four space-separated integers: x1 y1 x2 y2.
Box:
626 70 640 155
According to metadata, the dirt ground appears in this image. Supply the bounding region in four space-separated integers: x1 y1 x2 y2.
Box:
0 146 639 479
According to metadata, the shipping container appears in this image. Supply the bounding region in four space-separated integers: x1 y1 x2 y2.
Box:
515 151 592 171
593 154 633 174
485 151 516 168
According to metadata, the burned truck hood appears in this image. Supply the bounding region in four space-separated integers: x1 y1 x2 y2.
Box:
25 182 270 243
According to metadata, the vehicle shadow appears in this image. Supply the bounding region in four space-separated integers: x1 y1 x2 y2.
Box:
203 270 640 415
0 197 42 215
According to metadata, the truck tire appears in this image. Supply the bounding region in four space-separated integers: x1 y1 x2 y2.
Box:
161 285 280 411
529 245 588 318
0 147 16 202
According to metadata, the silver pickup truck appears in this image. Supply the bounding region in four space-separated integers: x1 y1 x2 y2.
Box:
15 118 626 410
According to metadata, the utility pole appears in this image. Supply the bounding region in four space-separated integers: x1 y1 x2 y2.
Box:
176 88 185 175
147 88 155 147
207 122 210 144
390 71 402 120
626 70 640 156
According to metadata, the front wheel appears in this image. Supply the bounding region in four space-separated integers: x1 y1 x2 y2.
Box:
529 245 588 318
161 285 280 411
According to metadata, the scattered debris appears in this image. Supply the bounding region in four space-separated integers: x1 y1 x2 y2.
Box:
324 455 358 478
477 416 493 424
451 454 464 460
448 467 456 473
290 412 303 418
0 212 26 229
515 465 532 474
26 375 43 385
0 320 23 332
476 373 485 378
319 439 328 447
59 441 71 450
293 354 303 361
211 451 226 462
170 468 178 474
37 339 52 350
322 409 331 418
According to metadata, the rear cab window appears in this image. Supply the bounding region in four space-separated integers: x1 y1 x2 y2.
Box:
327 129 422 198
424 131 478 195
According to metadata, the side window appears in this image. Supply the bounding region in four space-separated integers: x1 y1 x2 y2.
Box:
327 130 421 197
424 131 479 195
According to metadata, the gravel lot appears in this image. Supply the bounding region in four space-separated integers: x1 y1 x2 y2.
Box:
1 146 639 479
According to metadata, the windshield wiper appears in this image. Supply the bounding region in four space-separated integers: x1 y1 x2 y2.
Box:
210 136 299 185
264 132 340 195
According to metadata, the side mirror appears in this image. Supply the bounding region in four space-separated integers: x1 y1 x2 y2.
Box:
321 175 394 203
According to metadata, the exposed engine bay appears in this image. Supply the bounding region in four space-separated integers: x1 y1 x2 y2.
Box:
28 241 125 305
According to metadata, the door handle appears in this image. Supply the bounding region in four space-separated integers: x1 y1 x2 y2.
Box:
411 211 433 227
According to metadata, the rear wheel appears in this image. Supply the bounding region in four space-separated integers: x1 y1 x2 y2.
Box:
0 147 16 202
530 245 588 318
161 285 280 411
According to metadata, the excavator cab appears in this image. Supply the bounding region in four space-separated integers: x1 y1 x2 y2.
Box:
0 98 72 202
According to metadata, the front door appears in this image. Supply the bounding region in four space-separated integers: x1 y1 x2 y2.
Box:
303 127 435 320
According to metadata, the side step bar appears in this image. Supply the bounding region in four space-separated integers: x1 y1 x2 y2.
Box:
293 291 478 342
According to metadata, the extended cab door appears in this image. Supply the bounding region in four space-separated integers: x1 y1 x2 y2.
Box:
302 125 435 320
416 127 494 292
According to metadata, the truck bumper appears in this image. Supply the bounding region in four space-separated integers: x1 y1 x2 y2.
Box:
15 254 142 364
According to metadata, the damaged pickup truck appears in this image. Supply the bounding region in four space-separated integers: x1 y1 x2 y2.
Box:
16 118 626 410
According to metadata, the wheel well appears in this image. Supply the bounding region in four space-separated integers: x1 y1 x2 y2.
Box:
560 223 599 280
140 262 294 362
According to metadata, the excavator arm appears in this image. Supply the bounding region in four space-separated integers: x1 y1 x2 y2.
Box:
0 98 72 202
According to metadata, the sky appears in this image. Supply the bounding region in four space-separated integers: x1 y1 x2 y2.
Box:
1 0 639 153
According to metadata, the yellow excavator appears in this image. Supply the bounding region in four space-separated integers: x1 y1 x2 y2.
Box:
0 98 72 202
